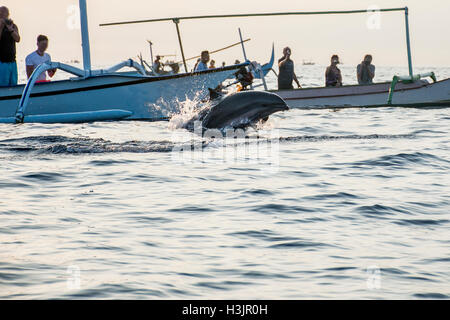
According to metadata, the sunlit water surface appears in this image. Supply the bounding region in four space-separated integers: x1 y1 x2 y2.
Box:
0 66 449 299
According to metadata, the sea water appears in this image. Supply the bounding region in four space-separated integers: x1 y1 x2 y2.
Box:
0 65 449 299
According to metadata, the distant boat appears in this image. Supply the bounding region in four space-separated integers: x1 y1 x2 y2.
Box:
302 60 315 66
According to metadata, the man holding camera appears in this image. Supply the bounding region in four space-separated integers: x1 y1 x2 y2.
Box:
357 54 375 85
278 47 301 90
0 6 20 87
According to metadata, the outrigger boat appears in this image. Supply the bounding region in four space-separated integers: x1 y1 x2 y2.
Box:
106 7 449 109
0 0 265 124
267 8 450 108
273 76 450 109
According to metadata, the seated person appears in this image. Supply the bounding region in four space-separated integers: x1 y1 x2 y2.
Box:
325 54 342 87
152 55 164 74
209 59 216 69
194 51 210 71
25 35 56 82
357 54 375 85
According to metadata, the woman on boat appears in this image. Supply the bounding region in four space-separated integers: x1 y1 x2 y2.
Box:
278 47 301 90
325 55 342 87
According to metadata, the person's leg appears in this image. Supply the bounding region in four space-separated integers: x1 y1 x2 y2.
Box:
10 62 18 86
0 62 10 87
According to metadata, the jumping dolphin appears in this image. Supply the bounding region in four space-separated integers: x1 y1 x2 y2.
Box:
183 91 289 131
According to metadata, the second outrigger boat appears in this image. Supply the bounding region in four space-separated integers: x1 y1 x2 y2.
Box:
105 7 449 109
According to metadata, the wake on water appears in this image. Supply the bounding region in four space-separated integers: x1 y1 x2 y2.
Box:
0 133 417 155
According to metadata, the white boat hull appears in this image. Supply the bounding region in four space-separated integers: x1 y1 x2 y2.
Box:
271 79 450 109
0 67 238 123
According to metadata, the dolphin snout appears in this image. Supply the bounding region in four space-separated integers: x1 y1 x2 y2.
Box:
266 102 289 110
262 100 289 111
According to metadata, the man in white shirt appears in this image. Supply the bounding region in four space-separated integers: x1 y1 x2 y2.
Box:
25 35 56 82
194 51 210 72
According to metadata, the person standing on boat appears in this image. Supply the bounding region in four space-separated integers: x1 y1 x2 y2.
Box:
209 60 216 69
277 47 301 90
152 55 164 74
25 35 56 82
325 55 342 87
0 6 20 87
357 54 375 85
194 51 210 71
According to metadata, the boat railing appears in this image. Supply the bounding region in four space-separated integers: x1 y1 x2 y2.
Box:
15 59 147 123
387 72 437 105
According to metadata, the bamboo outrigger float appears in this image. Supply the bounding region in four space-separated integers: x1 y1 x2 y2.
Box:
102 7 450 109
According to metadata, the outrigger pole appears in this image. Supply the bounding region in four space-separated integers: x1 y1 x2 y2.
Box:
173 19 188 73
100 7 413 78
404 7 414 78
79 0 91 73
147 40 154 65
175 38 251 64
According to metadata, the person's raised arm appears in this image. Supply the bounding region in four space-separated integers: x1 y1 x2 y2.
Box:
278 54 289 68
7 23 20 42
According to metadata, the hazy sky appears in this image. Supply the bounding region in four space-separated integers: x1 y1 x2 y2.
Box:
3 0 450 68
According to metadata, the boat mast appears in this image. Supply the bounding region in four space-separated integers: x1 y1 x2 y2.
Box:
173 19 188 73
79 0 92 72
404 7 413 78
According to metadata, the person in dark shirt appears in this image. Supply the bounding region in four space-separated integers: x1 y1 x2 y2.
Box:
357 54 375 85
278 47 301 90
325 54 342 87
0 6 20 87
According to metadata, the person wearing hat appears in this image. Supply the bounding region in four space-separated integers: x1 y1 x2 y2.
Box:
325 54 342 87
277 46 301 90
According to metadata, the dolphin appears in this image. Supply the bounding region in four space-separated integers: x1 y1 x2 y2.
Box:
183 91 289 131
